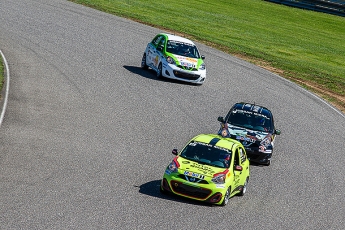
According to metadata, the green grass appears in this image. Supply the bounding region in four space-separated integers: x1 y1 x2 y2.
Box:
70 0 345 109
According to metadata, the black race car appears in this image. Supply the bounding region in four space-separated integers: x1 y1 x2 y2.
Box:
217 102 281 166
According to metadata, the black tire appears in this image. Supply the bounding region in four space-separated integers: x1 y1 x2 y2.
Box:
160 185 168 195
265 159 271 166
221 187 231 206
157 63 162 78
239 177 249 196
141 53 148 70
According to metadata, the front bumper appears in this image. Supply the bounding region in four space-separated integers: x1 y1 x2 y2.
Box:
245 147 272 165
161 173 226 204
162 63 206 84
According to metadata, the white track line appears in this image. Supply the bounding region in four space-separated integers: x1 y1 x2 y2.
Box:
0 50 10 129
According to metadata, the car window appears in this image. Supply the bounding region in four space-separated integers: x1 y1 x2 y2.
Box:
180 142 231 168
239 147 246 164
166 40 179 53
234 148 240 166
166 40 200 58
228 110 272 132
151 35 163 47
157 37 166 50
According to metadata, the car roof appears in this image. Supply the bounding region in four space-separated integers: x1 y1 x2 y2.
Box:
231 102 272 117
192 134 242 150
160 33 196 45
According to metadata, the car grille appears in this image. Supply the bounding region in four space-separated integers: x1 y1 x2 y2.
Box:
176 65 198 71
170 180 212 199
173 70 200 80
177 174 209 184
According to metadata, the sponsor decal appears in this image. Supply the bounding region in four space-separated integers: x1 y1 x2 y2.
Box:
180 61 195 68
190 162 216 175
216 184 225 188
236 135 256 143
189 142 212 147
186 58 197 63
213 145 231 153
184 171 205 179
154 55 159 66
233 109 270 120
221 128 230 137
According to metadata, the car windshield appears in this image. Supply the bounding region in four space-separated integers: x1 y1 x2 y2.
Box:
180 142 231 168
166 40 200 58
228 110 272 132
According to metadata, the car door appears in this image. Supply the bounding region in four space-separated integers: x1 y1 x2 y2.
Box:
155 36 166 69
147 35 163 68
233 146 249 190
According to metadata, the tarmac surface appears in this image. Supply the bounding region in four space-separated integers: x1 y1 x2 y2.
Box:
1 0 344 229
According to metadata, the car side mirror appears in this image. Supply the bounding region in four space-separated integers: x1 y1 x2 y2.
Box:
217 116 225 122
172 149 178 155
157 46 163 52
234 165 243 171
275 129 281 135
201 55 205 60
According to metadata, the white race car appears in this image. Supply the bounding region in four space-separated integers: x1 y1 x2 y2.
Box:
141 33 206 85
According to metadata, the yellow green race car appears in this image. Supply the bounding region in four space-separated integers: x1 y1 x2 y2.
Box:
160 134 250 206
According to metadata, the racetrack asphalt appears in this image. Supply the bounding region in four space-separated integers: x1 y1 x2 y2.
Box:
0 50 10 129
1 0 345 229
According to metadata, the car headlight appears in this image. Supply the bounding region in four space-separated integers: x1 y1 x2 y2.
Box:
166 56 176 65
260 137 271 146
212 173 226 184
199 63 205 70
166 159 179 173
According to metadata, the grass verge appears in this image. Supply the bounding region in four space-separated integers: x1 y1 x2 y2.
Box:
69 0 345 112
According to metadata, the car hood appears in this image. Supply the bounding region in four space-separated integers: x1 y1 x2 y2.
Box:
176 157 228 179
173 55 201 68
224 125 270 142
219 124 274 153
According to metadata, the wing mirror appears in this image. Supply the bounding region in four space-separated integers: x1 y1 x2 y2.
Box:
275 129 281 135
172 149 178 155
157 46 163 52
217 116 225 122
201 55 205 60
234 165 243 171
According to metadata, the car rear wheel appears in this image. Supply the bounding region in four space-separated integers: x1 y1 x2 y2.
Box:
239 177 249 196
141 53 148 70
157 63 162 78
221 187 231 206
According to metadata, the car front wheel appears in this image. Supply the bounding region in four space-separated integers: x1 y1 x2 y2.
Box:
221 187 231 206
265 159 271 166
159 185 168 195
141 53 148 70
157 63 162 78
